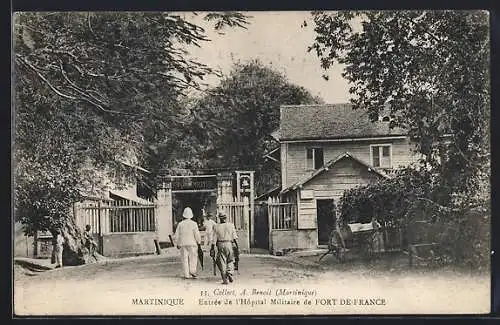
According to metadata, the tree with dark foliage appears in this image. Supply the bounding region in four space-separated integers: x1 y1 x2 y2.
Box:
14 12 249 265
309 11 490 267
189 59 323 195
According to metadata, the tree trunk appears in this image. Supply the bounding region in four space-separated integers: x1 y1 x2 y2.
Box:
52 217 102 266
50 236 56 264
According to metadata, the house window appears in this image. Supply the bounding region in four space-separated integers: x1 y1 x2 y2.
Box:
371 145 392 168
306 148 324 170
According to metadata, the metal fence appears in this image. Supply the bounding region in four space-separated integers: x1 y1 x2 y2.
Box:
109 199 156 233
74 198 156 234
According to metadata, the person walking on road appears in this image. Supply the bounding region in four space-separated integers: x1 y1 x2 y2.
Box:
203 212 217 251
173 207 202 279
210 211 239 285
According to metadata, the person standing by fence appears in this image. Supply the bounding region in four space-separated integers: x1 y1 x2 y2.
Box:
83 224 98 257
210 211 239 285
173 207 202 279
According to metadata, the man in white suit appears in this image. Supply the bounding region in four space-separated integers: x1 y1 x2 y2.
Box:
173 207 202 279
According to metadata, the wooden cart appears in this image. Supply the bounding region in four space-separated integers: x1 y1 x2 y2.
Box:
319 222 381 262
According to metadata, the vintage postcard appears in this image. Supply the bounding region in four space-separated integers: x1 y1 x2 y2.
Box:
13 10 491 316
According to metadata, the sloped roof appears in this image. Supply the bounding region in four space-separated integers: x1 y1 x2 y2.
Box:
109 190 153 205
281 152 390 194
279 104 407 141
255 185 282 201
118 160 151 174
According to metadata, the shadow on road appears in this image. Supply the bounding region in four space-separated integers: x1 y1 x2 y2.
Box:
14 259 52 273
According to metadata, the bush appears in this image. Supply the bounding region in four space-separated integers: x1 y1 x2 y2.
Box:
338 167 491 269
436 204 490 270
339 167 434 226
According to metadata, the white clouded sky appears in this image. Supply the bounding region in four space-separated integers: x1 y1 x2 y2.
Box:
182 11 351 104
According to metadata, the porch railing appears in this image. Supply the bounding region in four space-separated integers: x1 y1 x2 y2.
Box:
267 197 297 230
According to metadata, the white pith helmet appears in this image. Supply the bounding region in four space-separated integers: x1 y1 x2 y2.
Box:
182 207 194 219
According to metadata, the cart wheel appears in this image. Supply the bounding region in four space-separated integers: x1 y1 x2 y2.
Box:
330 230 346 263
318 249 331 262
337 246 346 263
364 241 374 260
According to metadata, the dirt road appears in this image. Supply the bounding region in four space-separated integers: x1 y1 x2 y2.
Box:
13 251 490 316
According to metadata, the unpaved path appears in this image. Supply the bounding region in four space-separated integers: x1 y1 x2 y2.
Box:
14 252 490 316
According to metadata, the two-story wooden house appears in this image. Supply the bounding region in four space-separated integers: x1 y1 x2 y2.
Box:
268 103 420 251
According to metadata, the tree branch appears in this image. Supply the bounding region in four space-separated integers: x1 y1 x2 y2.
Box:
414 197 457 212
70 63 128 81
16 54 139 117
41 48 80 62
398 14 442 44
58 59 109 107
16 54 78 101
413 197 485 214
87 12 97 38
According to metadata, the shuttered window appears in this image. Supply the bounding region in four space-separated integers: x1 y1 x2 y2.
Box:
371 145 392 168
306 148 324 170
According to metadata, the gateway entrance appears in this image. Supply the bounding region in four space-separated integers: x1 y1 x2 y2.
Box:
155 171 255 252
171 175 218 230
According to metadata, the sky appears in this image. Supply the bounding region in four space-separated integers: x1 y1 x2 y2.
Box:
182 11 351 104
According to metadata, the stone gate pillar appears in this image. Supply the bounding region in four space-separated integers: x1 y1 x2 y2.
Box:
235 171 255 248
155 175 173 243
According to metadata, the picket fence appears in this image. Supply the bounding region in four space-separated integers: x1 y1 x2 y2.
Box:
216 196 249 230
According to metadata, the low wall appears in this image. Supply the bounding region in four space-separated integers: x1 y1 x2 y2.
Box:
270 229 317 254
102 232 157 257
297 229 318 248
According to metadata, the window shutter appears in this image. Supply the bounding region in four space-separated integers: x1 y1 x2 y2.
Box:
372 147 380 167
314 148 324 169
